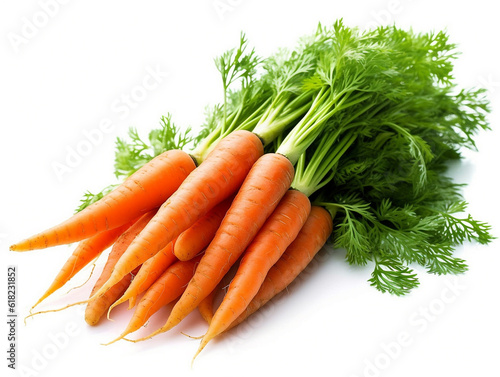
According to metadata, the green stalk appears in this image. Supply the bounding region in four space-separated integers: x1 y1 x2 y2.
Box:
252 91 315 145
276 88 364 164
292 130 357 196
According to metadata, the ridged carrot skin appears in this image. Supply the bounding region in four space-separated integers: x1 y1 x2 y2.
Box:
10 150 195 251
106 256 202 344
31 222 133 310
107 241 177 315
142 152 294 339
195 190 311 354
84 211 156 325
227 206 333 331
91 130 263 300
174 196 234 261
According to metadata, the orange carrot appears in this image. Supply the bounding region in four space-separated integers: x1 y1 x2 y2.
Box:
85 210 156 325
85 266 141 326
107 241 177 317
174 196 234 261
197 266 236 326
30 222 133 311
227 206 333 331
90 130 263 300
197 290 216 326
194 190 311 356
10 149 195 251
105 255 202 344
135 152 294 340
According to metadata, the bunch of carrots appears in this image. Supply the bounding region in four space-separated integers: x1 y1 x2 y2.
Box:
11 21 493 361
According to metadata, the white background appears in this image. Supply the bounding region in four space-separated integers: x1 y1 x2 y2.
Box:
1 1 499 376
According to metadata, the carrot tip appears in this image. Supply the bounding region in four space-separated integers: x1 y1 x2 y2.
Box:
127 324 169 343
122 336 151 343
180 331 204 340
101 333 126 346
191 340 208 367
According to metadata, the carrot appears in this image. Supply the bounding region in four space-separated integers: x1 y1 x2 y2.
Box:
197 292 216 326
174 196 233 261
30 222 133 311
197 262 239 326
107 241 177 317
227 206 333 331
134 152 294 341
193 190 311 356
86 266 141 326
104 255 202 345
84 210 156 325
90 130 263 300
10 149 195 251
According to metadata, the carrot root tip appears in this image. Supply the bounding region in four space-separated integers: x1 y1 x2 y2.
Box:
101 333 126 346
180 331 204 340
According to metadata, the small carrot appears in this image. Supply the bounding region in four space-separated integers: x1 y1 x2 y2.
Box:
174 196 234 261
30 222 133 311
197 266 236 326
227 206 333 331
90 130 263 300
197 292 215 326
84 210 156 325
107 241 177 317
85 266 141 326
10 149 195 251
104 255 202 345
194 190 311 356
134 152 294 341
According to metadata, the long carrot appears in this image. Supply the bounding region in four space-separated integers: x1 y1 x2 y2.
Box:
90 130 263 300
104 255 202 345
227 206 333 331
107 241 177 317
10 150 195 251
174 196 234 261
134 152 294 341
193 189 311 356
84 210 157 325
30 222 133 311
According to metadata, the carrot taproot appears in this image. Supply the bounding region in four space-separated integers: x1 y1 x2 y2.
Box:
84 210 156 325
10 149 195 251
194 189 311 356
30 221 133 311
104 255 202 345
174 196 234 261
133 152 294 341
90 130 263 300
227 206 333 331
107 241 177 317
